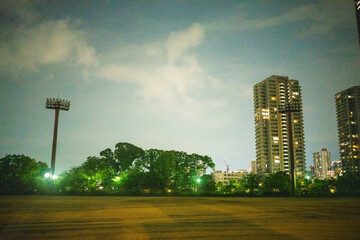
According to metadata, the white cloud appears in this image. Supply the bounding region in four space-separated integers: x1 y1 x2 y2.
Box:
0 3 97 76
98 23 226 123
165 23 204 63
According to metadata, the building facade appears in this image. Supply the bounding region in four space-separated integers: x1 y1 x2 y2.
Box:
335 86 360 174
330 160 342 176
211 170 247 185
313 148 331 179
253 75 306 176
249 160 257 173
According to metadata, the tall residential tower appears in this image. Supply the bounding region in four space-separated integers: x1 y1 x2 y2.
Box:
313 148 331 179
253 75 306 176
335 86 360 174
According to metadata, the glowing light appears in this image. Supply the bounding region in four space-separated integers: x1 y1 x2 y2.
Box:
51 174 58 180
197 178 201 183
44 173 50 178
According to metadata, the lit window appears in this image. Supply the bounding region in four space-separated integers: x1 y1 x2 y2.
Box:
274 160 280 164
273 136 279 140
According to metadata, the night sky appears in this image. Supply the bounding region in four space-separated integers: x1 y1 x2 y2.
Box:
1 1 359 174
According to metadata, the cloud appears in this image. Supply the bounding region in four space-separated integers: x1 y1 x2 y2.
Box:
206 1 352 36
0 2 97 75
164 23 204 63
99 23 226 122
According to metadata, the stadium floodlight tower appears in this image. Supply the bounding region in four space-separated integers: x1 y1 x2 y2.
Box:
278 102 300 196
46 97 70 178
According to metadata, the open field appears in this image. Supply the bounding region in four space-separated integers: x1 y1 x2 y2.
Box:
0 196 359 240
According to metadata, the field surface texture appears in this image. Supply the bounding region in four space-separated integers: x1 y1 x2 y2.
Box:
0 196 359 239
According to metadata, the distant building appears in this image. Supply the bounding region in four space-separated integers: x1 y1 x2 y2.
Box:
211 170 247 185
313 148 331 179
308 165 315 174
330 160 342 176
253 75 306 176
249 160 257 173
335 86 360 174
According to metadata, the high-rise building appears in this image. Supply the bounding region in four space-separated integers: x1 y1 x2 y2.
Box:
335 86 360 174
313 148 331 179
354 0 360 46
253 75 306 176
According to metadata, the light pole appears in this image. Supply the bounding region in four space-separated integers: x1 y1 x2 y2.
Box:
46 98 70 178
278 102 300 196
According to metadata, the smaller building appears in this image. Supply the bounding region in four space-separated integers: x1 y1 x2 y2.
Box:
330 160 342 176
249 160 257 174
211 170 247 185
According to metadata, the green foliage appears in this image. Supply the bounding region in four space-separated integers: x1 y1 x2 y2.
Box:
261 172 291 196
59 154 118 194
57 142 215 195
0 154 49 194
5 144 360 197
200 175 216 193
240 173 261 195
114 142 145 171
336 172 360 196
307 178 335 196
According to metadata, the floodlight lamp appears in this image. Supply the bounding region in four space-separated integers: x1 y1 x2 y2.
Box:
46 98 71 111
44 173 50 178
197 178 201 183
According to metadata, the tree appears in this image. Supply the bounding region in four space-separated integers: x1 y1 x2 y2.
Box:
59 167 88 194
308 178 335 196
336 172 360 196
261 172 291 196
200 174 216 193
114 142 145 172
239 173 261 195
59 154 118 194
0 154 49 194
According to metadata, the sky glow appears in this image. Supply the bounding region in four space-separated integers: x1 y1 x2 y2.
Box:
0 1 359 174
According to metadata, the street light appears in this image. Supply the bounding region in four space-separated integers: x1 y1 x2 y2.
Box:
278 102 300 196
46 97 70 178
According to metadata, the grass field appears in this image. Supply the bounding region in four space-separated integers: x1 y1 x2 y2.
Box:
0 196 359 239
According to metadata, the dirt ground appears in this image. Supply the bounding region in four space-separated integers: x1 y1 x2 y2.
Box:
0 196 359 240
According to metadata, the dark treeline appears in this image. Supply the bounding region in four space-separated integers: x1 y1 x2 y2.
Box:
1 142 359 196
